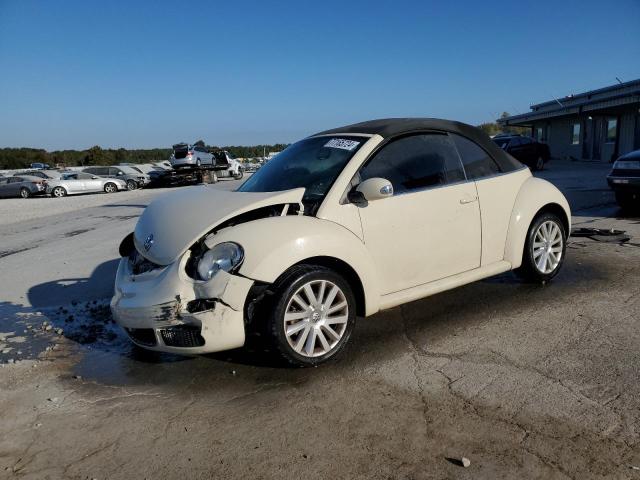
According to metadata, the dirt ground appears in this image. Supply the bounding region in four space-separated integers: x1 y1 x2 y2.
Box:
1 162 639 479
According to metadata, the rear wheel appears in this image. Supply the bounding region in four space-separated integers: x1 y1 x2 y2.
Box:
104 182 117 193
516 212 566 283
126 180 137 191
20 187 31 199
265 265 356 367
52 186 67 198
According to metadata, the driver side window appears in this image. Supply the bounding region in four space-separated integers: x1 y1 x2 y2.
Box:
359 133 465 195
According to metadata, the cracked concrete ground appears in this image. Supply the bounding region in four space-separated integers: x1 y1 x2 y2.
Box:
1 163 640 479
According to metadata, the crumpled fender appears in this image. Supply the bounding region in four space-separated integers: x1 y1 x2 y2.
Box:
210 215 381 316
504 177 571 269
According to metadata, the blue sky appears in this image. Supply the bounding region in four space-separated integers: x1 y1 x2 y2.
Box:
1 0 639 150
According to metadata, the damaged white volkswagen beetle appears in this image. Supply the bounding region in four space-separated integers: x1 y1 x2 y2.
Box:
111 119 570 366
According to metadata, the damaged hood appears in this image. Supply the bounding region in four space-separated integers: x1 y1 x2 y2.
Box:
134 186 305 265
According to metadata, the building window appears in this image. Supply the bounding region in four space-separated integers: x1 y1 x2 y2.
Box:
536 127 544 141
571 123 581 145
606 118 617 143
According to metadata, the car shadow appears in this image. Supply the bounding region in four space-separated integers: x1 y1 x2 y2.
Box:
18 243 610 388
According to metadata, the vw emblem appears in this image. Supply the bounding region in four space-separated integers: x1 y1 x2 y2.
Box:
143 234 154 252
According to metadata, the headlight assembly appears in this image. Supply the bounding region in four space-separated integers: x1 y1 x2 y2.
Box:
196 242 244 280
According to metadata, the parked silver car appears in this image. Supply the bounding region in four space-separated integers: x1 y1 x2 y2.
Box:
170 143 214 168
83 166 149 190
46 172 127 197
0 175 47 198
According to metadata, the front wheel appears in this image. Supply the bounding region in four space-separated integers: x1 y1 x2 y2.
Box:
534 156 545 171
234 169 244 180
126 180 137 191
515 212 566 283
51 186 67 198
104 182 117 193
265 265 356 367
20 187 31 199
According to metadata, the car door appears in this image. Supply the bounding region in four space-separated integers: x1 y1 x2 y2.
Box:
451 133 529 266
5 177 22 197
355 133 481 294
0 178 12 197
64 174 84 192
79 172 103 192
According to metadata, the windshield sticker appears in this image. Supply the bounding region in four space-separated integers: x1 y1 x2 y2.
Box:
324 138 360 151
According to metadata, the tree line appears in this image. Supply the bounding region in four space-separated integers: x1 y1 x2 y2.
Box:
0 143 290 170
1 114 529 170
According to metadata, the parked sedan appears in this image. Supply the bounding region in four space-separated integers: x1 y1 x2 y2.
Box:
607 149 640 210
46 172 127 197
83 166 149 190
492 134 550 171
0 175 47 198
111 118 570 366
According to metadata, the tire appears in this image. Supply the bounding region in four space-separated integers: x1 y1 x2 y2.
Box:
51 186 67 198
104 182 117 193
234 169 244 180
534 156 544 171
20 188 31 199
615 191 639 212
264 265 356 367
126 180 137 191
515 212 567 283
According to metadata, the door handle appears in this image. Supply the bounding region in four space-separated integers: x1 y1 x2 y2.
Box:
460 196 478 205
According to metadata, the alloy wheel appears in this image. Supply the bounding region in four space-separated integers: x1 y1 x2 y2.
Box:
283 279 349 358
532 220 563 274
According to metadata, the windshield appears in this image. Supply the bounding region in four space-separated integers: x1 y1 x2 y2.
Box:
238 135 366 208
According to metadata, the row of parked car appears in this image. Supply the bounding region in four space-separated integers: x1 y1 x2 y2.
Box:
0 162 173 199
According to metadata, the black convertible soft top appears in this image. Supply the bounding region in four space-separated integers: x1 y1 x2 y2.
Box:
314 118 522 172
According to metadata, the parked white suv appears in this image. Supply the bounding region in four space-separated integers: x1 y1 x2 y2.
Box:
170 144 213 168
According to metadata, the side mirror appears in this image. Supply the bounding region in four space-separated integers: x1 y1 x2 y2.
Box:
355 177 394 202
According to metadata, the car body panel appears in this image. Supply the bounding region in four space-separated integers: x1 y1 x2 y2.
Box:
356 180 481 293
111 252 253 353
503 176 571 269
133 186 305 266
475 167 531 265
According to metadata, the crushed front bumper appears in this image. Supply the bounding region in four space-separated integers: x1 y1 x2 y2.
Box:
110 254 254 354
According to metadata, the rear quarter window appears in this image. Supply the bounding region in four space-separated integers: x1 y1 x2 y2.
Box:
452 134 501 180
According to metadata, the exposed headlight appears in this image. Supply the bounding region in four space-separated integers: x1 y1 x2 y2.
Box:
197 242 244 280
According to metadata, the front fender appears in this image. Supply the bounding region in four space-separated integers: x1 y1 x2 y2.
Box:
210 216 381 316
504 177 571 268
